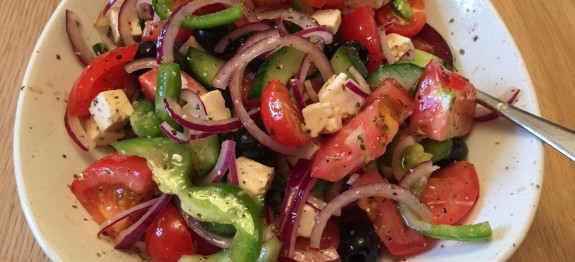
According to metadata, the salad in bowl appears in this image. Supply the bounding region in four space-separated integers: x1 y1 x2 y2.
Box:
15 0 543 261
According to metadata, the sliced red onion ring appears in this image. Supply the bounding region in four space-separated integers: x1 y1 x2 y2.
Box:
297 55 312 89
398 161 439 190
475 88 521 122
391 134 417 181
309 183 432 249
378 27 396 64
236 29 278 55
275 17 289 35
179 89 208 119
277 159 316 257
64 110 96 152
102 0 119 15
124 58 160 73
164 98 260 133
66 10 94 65
303 80 319 103
228 151 239 185
136 0 153 19
214 22 273 53
160 122 190 144
189 131 216 141
256 8 319 30
294 27 334 45
115 194 172 249
347 66 370 94
182 211 233 248
197 140 236 185
344 79 369 98
289 79 306 109
306 194 340 217
98 198 158 237
119 0 139 45
157 0 242 63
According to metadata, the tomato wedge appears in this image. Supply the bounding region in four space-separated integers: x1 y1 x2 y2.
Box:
420 161 480 225
352 170 431 256
142 20 193 43
364 78 414 121
260 80 310 146
67 44 138 116
70 153 157 237
137 69 208 103
145 204 196 262
291 220 340 261
338 5 384 72
375 0 427 37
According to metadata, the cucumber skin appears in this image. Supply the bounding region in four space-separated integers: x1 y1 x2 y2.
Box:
186 134 221 177
185 47 224 90
249 46 306 99
330 46 368 79
366 63 424 91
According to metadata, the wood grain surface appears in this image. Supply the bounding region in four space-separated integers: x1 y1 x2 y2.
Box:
1 0 574 261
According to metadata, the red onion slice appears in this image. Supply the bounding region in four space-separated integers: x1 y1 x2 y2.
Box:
160 122 191 144
214 22 273 53
189 131 216 141
64 110 96 152
256 8 319 30
164 98 260 133
289 79 306 110
275 17 289 35
303 80 319 103
391 134 417 181
179 89 208 119
344 79 369 98
102 0 119 15
398 161 439 190
197 140 236 185
119 0 139 45
124 58 160 73
182 211 233 248
235 29 279 55
135 0 153 19
277 159 316 257
306 195 340 217
347 66 370 94
66 10 95 65
115 194 172 249
475 88 521 122
294 27 334 45
98 198 158 237
228 151 239 185
309 183 432 249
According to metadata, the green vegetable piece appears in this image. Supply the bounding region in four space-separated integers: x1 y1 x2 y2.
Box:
130 100 163 137
249 46 306 99
291 0 314 14
114 137 264 262
420 138 453 163
186 134 221 177
92 43 108 56
399 143 433 172
203 221 237 236
179 249 231 262
185 47 225 90
424 222 493 241
392 0 414 21
152 0 244 29
155 63 182 130
366 63 424 91
397 49 444 68
258 236 282 262
330 46 368 80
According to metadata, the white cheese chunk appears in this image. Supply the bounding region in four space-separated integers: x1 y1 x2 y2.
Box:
312 9 342 34
302 102 342 137
89 89 134 132
199 90 232 121
179 35 204 54
317 73 365 118
297 204 319 238
85 118 125 146
109 6 143 43
387 33 415 62
236 157 275 196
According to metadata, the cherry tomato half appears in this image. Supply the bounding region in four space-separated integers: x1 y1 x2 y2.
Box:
145 204 196 262
375 0 427 38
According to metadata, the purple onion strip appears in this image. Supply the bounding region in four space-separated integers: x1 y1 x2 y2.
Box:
197 140 236 185
98 198 158 237
65 10 94 65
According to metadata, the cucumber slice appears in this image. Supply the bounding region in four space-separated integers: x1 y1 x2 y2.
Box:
185 134 221 177
366 63 424 90
249 46 306 98
392 0 414 21
397 49 444 68
185 47 224 90
330 46 368 79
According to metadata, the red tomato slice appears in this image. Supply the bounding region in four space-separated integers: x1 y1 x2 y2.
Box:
291 220 340 261
67 44 138 116
364 78 414 122
420 161 480 225
300 0 327 8
408 60 476 141
145 204 196 262
338 5 384 72
322 0 345 9
240 71 261 110
260 80 311 146
70 153 157 237
375 0 427 37
311 100 400 182
352 170 431 256
252 0 289 6
137 69 208 103
142 20 193 43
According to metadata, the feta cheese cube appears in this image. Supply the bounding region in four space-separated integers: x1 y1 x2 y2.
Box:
89 89 134 132
387 33 415 62
297 204 319 238
236 157 275 196
200 90 232 121
302 102 342 137
85 118 125 146
318 73 365 118
109 6 142 43
312 9 342 34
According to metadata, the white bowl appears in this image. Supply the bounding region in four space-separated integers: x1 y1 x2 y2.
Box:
14 0 543 261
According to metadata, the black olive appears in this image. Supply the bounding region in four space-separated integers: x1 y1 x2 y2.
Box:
324 40 370 66
135 41 157 59
435 137 469 167
228 125 270 161
338 221 381 262
193 24 237 53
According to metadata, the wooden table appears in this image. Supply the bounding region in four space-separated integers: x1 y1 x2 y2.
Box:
1 0 574 261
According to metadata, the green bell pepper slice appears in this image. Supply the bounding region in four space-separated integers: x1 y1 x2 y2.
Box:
152 0 244 29
113 137 263 262
155 63 182 130
130 100 163 138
